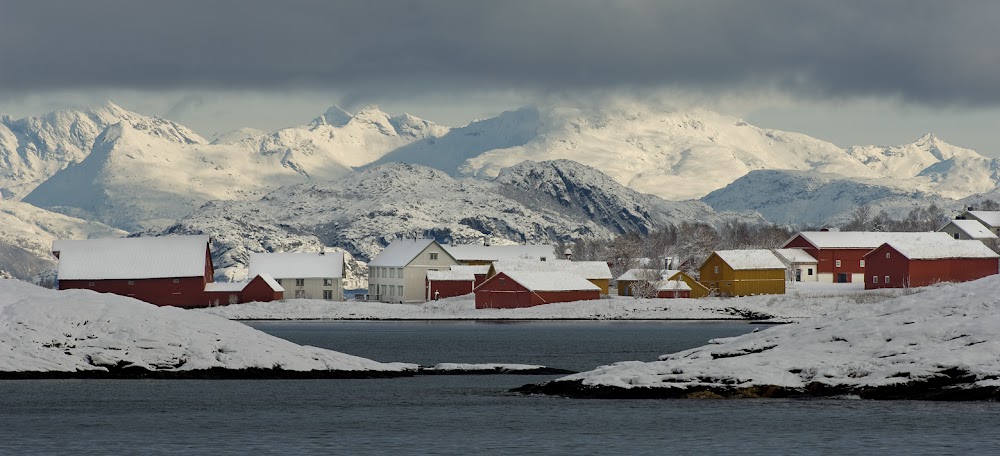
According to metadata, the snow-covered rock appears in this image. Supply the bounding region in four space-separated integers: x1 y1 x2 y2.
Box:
0 279 416 376
521 275 1000 400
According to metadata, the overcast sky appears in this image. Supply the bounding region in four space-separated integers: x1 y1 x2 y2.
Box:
3 1 1000 154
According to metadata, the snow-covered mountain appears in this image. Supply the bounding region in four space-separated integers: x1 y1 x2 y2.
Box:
0 102 134 200
22 105 444 231
701 170 956 226
153 161 751 284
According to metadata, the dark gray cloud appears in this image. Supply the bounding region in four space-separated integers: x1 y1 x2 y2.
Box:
2 1 999 105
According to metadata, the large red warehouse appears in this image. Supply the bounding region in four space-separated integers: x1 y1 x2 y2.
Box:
53 235 283 307
864 239 999 289
781 231 954 283
475 271 600 309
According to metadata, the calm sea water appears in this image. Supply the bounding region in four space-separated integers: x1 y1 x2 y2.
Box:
1 321 998 455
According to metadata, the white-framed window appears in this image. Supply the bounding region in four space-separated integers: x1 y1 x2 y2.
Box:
873 276 879 284
397 268 403 279
88 282 95 287
388 285 395 296
807 268 813 276
713 265 719 274
397 285 403 296
430 252 438 260
835 260 841 268
294 290 305 298
295 279 305 287
324 278 334 286
323 290 333 300
885 252 890 259
884 275 890 283
860 260 865 268
390 268 396 278
128 280 135 285
173 279 180 284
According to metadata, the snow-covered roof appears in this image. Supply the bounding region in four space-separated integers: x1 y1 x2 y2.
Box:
427 269 475 281
773 248 817 264
943 219 998 239
52 235 210 281
368 238 439 267
204 282 245 292
249 251 344 279
967 211 1000 228
877 239 1000 260
712 250 786 270
786 231 954 249
491 259 613 280
617 269 681 281
442 244 557 262
257 273 285 292
657 280 692 292
501 271 601 292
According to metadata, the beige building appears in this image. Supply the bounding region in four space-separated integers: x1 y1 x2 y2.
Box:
368 238 459 303
249 251 345 300
939 219 998 241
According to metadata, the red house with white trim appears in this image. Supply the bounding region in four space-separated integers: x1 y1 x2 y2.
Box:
53 235 283 307
864 239 999 289
781 231 954 283
475 271 600 309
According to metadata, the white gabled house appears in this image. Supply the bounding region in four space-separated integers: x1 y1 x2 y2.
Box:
939 219 998 241
961 210 1000 236
772 248 819 282
368 238 459 303
249 251 345 300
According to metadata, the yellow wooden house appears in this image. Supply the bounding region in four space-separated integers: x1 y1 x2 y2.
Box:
664 270 711 298
699 250 786 297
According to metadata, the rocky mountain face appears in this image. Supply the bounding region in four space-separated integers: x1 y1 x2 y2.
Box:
153 161 755 285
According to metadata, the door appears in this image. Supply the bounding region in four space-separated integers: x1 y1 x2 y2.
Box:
795 270 802 282
836 273 848 283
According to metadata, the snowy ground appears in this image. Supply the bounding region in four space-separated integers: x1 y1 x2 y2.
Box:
521 275 1000 399
199 282 907 321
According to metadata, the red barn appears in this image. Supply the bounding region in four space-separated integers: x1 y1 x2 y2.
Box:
53 235 283 307
475 271 600 309
864 240 999 289
781 231 954 283
425 268 477 300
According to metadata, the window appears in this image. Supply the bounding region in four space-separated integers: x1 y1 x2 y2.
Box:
173 279 180 284
835 260 841 268
389 286 395 296
807 268 813 276
324 278 333 286
295 279 305 287
128 280 135 285
860 260 865 268
713 265 719 274
954 233 960 239
88 282 95 287
397 285 403 296
430 252 438 260
873 276 879 284
397 268 403 279
323 290 333 300
294 290 306 298
884 275 890 283
885 252 890 259
389 268 396 278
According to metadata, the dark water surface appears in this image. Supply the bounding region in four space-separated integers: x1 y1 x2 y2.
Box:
1 321 997 455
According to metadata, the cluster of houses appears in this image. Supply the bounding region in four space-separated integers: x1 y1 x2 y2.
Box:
47 208 1000 309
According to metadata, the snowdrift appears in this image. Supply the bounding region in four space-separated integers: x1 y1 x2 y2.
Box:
519 275 1000 400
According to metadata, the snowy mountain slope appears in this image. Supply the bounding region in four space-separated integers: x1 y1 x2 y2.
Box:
0 200 124 280
0 102 136 200
458 104 879 200
366 107 541 174
21 105 444 231
701 170 956 226
153 162 752 284
846 134 1000 199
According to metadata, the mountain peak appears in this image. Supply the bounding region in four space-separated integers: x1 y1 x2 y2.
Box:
310 105 353 127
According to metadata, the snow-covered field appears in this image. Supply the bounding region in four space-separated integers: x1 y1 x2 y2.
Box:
522 275 1000 400
0 279 415 375
199 282 906 321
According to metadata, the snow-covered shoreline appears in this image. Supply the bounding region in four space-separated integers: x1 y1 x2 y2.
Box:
199 282 907 322
517 275 1000 400
0 280 570 378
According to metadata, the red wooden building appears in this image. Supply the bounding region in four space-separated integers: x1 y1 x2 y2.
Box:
475 271 600 309
655 279 692 298
863 240 999 289
53 235 283 307
781 231 954 283
425 266 486 300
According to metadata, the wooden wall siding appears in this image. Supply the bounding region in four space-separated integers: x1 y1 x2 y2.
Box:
865 245 999 289
617 280 637 296
426 278 474 300
783 235 869 278
590 279 610 295
474 272 600 308
655 289 691 299
699 254 784 297
241 275 284 303
666 271 710 298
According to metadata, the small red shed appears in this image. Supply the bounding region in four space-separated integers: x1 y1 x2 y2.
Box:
475 271 601 309
426 268 476 300
864 240 999 289
655 279 692 298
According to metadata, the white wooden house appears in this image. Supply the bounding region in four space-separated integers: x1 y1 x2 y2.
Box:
367 238 459 303
939 219 998 241
249 251 345 300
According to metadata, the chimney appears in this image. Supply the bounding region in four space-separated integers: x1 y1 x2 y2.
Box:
564 248 573 260
319 247 326 256
484 236 491 246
